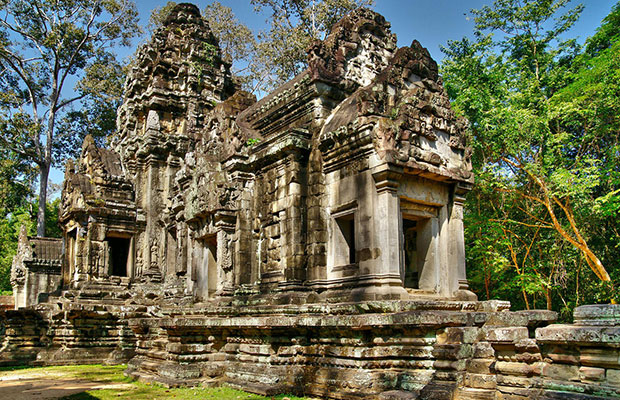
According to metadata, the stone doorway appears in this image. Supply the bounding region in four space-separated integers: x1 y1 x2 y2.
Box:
401 200 439 293
402 218 418 289
194 235 218 300
107 237 130 277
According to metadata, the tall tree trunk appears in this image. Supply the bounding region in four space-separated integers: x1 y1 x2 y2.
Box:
39 95 57 237
37 161 49 237
545 287 552 311
484 266 490 300
522 290 530 310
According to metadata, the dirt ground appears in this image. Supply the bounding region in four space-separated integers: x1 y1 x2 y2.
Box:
0 368 132 399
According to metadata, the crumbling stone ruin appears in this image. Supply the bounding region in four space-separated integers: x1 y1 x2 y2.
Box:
2 4 620 399
11 226 62 308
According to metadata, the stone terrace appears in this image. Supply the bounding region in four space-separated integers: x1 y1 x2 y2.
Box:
1 4 619 399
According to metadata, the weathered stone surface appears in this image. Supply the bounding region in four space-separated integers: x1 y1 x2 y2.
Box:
2 4 620 400
574 305 620 326
10 225 62 309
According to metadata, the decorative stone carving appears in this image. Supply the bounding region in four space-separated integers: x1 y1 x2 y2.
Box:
2 6 617 400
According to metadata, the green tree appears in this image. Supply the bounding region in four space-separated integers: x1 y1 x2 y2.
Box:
251 0 374 91
0 0 140 237
0 206 32 293
442 0 619 311
549 2 620 309
147 1 177 33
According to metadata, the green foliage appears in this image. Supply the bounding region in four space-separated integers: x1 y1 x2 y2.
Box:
0 204 34 292
147 1 177 33
202 2 256 65
251 0 374 92
0 0 140 236
0 148 35 212
246 138 261 147
0 198 61 292
202 42 219 66
442 0 620 315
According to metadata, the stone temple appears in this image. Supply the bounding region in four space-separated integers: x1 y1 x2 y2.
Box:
2 4 620 399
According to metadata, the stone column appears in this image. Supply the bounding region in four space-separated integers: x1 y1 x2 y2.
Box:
438 204 451 297
371 164 403 277
141 110 165 281
450 182 477 300
370 163 408 299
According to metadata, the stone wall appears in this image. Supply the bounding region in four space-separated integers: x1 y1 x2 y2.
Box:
124 302 620 399
1 5 619 400
11 226 62 309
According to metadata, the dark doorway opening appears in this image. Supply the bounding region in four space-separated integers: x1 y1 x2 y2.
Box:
403 218 418 289
108 237 130 277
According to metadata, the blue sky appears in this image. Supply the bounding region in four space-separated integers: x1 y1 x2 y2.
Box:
48 0 618 190
129 0 618 61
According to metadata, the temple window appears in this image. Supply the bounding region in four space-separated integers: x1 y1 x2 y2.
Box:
332 211 356 267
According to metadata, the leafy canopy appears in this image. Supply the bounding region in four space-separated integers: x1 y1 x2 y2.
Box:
0 0 140 236
441 0 620 312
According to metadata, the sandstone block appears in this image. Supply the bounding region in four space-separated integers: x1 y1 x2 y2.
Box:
579 348 619 368
542 363 580 381
473 342 495 358
483 327 528 343
579 366 605 382
467 359 494 374
464 373 497 389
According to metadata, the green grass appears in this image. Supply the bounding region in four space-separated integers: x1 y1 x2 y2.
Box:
62 384 308 400
0 364 310 400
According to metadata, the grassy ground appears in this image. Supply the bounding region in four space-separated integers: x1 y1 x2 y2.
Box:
0 364 310 400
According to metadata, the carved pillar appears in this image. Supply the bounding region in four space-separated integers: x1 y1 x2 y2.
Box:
215 211 236 295
372 163 403 277
224 156 256 287
281 154 307 289
141 111 165 281
450 182 477 300
144 153 163 280
175 221 188 275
